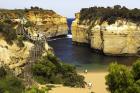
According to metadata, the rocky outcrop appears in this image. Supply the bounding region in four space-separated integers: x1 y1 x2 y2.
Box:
0 8 67 75
0 34 50 76
72 13 90 44
26 10 68 37
72 13 140 56
0 8 68 38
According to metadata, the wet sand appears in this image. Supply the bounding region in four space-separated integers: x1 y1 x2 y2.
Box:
49 72 108 93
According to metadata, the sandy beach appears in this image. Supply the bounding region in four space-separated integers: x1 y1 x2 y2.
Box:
49 72 108 93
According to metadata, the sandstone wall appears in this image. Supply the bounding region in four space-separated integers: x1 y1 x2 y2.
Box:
26 10 68 37
0 37 50 75
72 13 90 44
0 9 68 38
0 9 66 75
72 14 140 55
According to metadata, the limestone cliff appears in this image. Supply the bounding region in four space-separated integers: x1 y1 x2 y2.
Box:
26 10 68 37
0 34 50 76
0 7 67 75
72 13 140 56
0 8 68 38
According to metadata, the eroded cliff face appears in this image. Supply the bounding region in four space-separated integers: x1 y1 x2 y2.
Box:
0 35 50 76
0 9 68 38
0 8 67 76
26 10 68 37
72 13 90 44
72 13 140 55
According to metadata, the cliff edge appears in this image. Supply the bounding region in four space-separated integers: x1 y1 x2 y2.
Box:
0 7 68 75
72 6 140 56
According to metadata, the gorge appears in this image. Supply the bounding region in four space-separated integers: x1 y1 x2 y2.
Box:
0 7 85 92
0 5 140 93
49 24 138 72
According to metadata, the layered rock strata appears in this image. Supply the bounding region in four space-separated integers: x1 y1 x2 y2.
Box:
0 8 67 75
0 8 68 38
72 13 140 55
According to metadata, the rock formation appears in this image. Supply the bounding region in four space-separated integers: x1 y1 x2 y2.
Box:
0 8 68 38
26 10 68 37
72 12 140 56
0 31 50 76
0 7 67 75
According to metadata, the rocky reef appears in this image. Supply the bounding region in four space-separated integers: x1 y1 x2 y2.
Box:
72 6 140 56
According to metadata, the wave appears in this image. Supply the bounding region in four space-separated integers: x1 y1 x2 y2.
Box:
47 34 72 41
67 34 72 38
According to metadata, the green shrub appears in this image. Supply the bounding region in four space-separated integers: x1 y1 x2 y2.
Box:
0 76 25 93
60 64 76 73
132 60 140 81
63 73 85 87
32 55 85 87
34 76 46 84
25 86 48 93
0 21 17 45
0 67 7 78
79 5 140 25
106 60 140 93
0 19 26 47
0 67 25 93
49 74 63 84
106 63 134 93
127 80 140 93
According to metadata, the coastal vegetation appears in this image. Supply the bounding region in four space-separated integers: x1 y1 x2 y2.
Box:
32 54 85 88
0 67 48 93
72 5 140 55
0 67 49 93
2 4 140 93
0 53 85 93
0 6 83 93
106 60 140 93
0 67 25 93
0 7 50 46
0 20 17 45
0 6 55 19
0 18 26 47
80 5 140 25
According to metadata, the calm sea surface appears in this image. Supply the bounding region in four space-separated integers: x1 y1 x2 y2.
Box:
48 36 138 72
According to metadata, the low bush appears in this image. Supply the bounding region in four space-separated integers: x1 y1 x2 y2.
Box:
0 19 25 47
132 60 140 81
80 5 140 25
0 67 7 78
106 60 140 93
32 54 85 88
0 69 25 93
0 67 49 93
63 73 85 87
25 86 48 93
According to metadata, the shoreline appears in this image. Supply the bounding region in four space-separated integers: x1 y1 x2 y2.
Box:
72 41 139 57
49 71 108 93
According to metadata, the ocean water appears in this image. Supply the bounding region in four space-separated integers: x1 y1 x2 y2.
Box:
48 18 138 72
48 37 138 72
